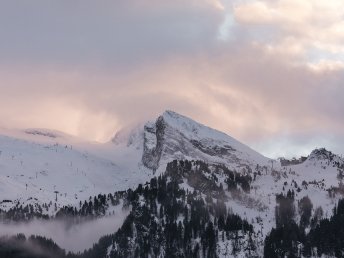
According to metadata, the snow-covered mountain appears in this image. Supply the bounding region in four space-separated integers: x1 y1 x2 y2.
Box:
0 111 268 210
0 112 343 212
0 111 269 211
1 111 344 257
113 110 271 171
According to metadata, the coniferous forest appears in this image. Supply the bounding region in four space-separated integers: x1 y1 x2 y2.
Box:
1 160 344 257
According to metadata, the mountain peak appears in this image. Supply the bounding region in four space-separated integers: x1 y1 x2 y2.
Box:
141 110 270 171
161 110 200 128
304 148 344 171
111 110 270 172
161 110 196 124
159 110 234 142
308 148 336 161
162 110 181 118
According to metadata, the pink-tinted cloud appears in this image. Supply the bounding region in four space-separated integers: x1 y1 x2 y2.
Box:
0 0 343 157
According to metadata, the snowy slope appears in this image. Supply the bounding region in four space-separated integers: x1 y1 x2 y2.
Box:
0 128 151 214
0 111 343 230
114 110 271 172
225 148 344 240
0 111 344 257
113 111 344 251
0 110 272 214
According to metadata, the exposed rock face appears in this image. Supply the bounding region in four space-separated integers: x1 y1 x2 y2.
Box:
142 117 166 170
308 148 336 162
140 110 270 171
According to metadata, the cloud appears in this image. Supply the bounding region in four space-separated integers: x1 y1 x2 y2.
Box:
233 0 344 68
0 0 223 68
0 213 128 253
0 0 343 157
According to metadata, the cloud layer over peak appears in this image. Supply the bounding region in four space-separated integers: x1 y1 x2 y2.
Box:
0 0 343 158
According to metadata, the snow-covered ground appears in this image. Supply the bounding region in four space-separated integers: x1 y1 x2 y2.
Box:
0 127 152 214
0 110 343 253
223 148 344 245
0 111 272 213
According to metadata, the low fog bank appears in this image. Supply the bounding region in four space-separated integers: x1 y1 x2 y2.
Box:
0 211 129 253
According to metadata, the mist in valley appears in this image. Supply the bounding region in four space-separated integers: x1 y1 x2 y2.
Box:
0 211 129 253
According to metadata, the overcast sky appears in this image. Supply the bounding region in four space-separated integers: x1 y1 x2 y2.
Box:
0 0 343 158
